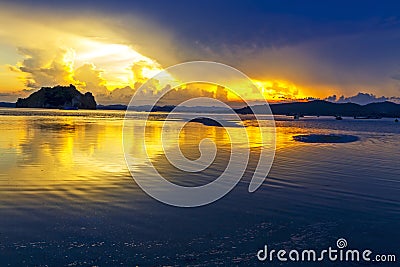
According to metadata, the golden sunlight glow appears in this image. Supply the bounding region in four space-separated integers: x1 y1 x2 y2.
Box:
0 70 25 92
0 4 310 103
251 79 307 101
74 39 163 89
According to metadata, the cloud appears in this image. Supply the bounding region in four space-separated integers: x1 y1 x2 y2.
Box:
389 97 400 103
154 83 240 106
391 73 400 81
337 93 388 105
157 84 213 106
9 47 161 104
2 3 400 105
267 82 299 100
0 90 32 102
251 80 302 101
102 86 136 104
14 47 75 89
13 48 110 95
215 85 228 102
73 63 109 96
325 95 337 102
131 60 160 84
180 26 400 100
324 92 400 105
0 3 172 99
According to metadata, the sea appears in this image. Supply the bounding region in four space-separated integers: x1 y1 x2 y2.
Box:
0 108 399 266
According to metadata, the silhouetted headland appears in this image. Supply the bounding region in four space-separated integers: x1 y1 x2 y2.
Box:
16 85 97 110
235 100 400 118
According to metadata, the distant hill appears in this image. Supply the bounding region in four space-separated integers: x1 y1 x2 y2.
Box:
16 85 97 110
97 104 127 110
106 105 232 113
0 102 15 108
235 100 400 118
11 93 400 117
97 101 400 118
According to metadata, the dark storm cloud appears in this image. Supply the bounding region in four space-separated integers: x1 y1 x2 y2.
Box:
10 0 400 47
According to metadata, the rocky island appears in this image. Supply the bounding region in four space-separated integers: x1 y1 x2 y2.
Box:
16 84 97 110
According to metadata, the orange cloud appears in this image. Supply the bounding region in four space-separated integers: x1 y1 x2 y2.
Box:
12 47 75 89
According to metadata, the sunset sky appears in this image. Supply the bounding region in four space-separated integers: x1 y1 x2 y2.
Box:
1 0 400 105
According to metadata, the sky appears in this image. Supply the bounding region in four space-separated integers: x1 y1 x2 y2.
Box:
1 0 400 105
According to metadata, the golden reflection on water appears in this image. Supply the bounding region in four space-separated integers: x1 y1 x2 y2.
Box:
1 111 399 266
0 111 314 199
178 123 230 160
124 118 279 166
1 116 126 187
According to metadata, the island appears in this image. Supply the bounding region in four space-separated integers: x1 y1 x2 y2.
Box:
235 100 400 118
16 84 97 110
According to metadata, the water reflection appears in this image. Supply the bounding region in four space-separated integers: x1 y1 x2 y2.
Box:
2 117 122 183
0 112 272 193
0 109 399 266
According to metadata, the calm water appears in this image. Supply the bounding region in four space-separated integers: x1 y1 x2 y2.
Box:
0 108 399 266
